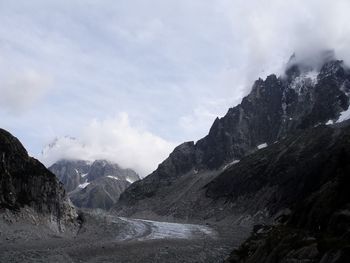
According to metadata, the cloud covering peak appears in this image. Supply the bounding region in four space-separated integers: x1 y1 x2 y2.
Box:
40 113 176 176
0 0 350 176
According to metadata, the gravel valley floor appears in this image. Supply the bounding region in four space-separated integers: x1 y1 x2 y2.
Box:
0 211 251 263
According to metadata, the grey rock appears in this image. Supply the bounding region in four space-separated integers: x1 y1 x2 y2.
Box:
69 177 130 210
0 128 76 228
86 159 139 183
115 56 350 219
49 159 140 210
49 159 91 192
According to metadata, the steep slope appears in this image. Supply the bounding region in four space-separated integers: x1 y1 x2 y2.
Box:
220 122 350 262
197 59 349 169
49 159 91 192
69 176 130 210
86 159 139 183
206 122 350 216
114 56 350 219
0 128 76 230
49 159 139 210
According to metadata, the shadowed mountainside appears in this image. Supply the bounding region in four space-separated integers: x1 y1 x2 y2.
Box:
0 129 76 230
222 121 350 262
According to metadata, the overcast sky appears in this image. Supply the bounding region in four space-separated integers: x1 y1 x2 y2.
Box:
1 0 350 176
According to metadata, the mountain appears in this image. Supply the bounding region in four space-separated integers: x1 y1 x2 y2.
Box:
115 54 350 217
49 159 91 192
49 159 139 210
112 54 350 261
221 121 350 262
85 159 139 183
0 128 76 231
69 176 130 210
114 55 350 220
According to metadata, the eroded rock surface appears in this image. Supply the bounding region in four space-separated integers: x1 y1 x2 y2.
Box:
49 159 140 210
0 128 77 231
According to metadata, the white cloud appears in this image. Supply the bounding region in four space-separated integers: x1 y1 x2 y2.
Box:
39 113 176 177
179 107 217 139
0 69 52 114
1 0 350 170
220 0 350 79
178 97 237 141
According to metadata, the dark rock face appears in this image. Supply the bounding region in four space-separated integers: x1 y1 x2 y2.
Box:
115 141 201 212
116 57 350 217
49 159 139 210
221 123 350 262
207 123 350 216
196 74 285 169
86 160 139 183
0 129 76 225
49 159 91 192
69 177 130 210
196 59 350 170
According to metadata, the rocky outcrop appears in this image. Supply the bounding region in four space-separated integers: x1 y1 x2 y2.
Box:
49 159 91 192
207 122 350 215
115 55 350 218
86 160 139 183
196 58 349 170
0 129 76 229
49 159 139 210
221 122 350 262
69 177 130 210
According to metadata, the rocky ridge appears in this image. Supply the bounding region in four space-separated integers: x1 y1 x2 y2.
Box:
115 55 350 220
222 121 350 262
0 129 77 232
49 159 139 210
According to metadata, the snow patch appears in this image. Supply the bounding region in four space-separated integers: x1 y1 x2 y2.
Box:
289 70 319 95
125 176 137 183
126 178 134 183
106 176 136 183
326 120 334 125
222 160 240 170
78 182 90 189
107 175 120 180
81 173 88 178
305 70 318 85
336 107 350 123
257 143 268 149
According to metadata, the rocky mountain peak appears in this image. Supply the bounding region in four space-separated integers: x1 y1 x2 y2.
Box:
0 128 76 229
115 55 350 216
49 158 140 210
285 49 336 73
87 159 139 182
156 141 196 180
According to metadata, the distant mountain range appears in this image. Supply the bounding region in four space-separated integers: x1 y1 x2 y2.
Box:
49 159 139 210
